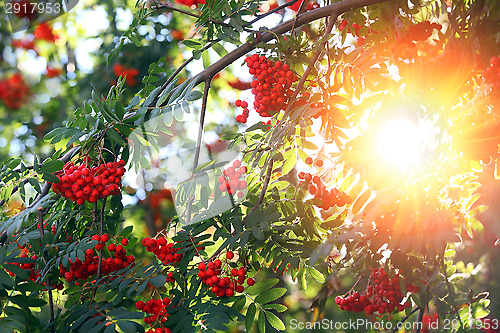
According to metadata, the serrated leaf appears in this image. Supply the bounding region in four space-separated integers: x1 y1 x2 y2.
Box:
258 310 266 333
308 266 325 283
39 160 64 174
149 274 166 287
255 288 286 304
245 303 257 332
265 311 285 331
246 278 280 295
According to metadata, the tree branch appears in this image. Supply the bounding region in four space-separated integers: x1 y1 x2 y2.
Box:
192 78 213 173
191 0 388 87
37 208 55 333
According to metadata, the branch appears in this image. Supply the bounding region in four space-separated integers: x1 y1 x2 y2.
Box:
256 155 274 207
37 208 55 333
284 12 338 114
192 78 213 173
191 0 388 87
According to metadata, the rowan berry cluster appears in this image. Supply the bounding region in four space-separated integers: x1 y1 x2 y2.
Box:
0 73 30 109
398 21 442 44
136 298 172 331
113 64 140 86
236 54 298 122
299 157 352 210
61 235 134 283
483 56 500 96
52 160 125 205
142 237 184 266
197 252 255 298
335 268 417 316
34 23 59 43
218 160 248 198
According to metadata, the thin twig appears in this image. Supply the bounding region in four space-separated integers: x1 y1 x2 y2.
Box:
152 2 255 33
97 198 106 280
192 78 213 173
250 0 302 24
256 155 274 207
192 0 388 87
285 13 337 114
38 208 55 333
151 1 200 19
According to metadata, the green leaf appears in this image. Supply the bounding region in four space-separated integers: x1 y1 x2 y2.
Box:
39 160 64 174
258 310 266 333
265 311 285 331
107 129 125 146
186 90 203 101
282 149 297 176
41 173 60 183
252 227 265 240
308 266 325 283
255 288 286 304
117 321 141 333
263 304 287 312
149 274 167 287
245 303 256 332
246 278 279 295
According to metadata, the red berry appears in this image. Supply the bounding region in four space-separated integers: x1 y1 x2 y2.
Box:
226 251 234 260
247 278 255 286
305 157 313 165
121 238 129 246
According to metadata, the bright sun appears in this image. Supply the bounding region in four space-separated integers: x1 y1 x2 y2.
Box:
376 118 431 171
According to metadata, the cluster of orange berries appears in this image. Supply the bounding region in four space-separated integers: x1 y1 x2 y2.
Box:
398 21 442 44
218 160 247 198
34 23 59 42
299 157 352 210
113 64 140 86
0 73 30 109
52 160 125 205
136 298 172 331
483 56 500 95
237 54 298 122
335 268 417 316
142 237 184 266
198 252 255 298
61 235 134 283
